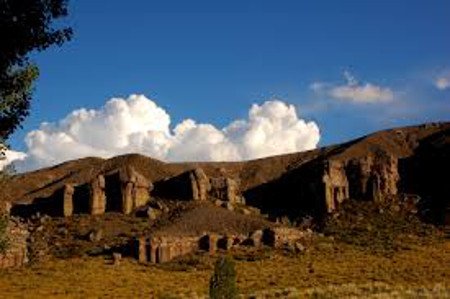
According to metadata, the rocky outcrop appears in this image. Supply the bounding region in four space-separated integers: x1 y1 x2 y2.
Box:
133 227 310 264
11 167 153 218
323 160 349 212
154 167 242 204
189 168 210 201
189 168 243 204
136 235 199 264
346 152 399 202
117 166 153 214
322 153 399 212
210 177 242 204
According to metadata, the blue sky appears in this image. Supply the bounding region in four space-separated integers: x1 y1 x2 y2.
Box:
6 0 450 169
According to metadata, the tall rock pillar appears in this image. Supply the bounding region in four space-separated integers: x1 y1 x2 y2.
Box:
90 175 106 215
63 184 74 217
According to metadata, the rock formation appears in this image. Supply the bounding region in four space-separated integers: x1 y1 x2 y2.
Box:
209 177 241 204
189 168 210 201
10 167 153 218
133 227 310 264
154 167 242 204
136 235 199 264
346 152 399 202
262 227 307 248
89 175 106 215
322 160 349 212
117 166 153 214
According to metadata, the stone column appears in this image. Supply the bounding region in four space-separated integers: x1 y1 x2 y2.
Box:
190 172 200 201
119 167 152 214
344 185 349 199
90 175 106 215
323 180 335 213
138 237 147 263
226 178 238 203
190 168 210 201
122 182 134 215
208 234 218 255
158 243 170 263
133 174 152 208
63 184 74 217
149 240 158 263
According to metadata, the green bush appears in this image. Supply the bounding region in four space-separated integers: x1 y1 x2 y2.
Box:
209 256 239 299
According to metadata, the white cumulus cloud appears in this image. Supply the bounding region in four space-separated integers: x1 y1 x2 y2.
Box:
0 149 27 171
311 71 394 103
4 95 320 172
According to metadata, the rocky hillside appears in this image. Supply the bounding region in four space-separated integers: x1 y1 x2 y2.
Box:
2 121 450 224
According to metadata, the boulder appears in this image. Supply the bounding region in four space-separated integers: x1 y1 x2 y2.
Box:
88 229 103 242
112 252 122 265
262 227 305 248
147 207 160 220
249 230 263 247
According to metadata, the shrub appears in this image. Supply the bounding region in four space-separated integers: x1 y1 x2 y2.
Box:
209 256 239 299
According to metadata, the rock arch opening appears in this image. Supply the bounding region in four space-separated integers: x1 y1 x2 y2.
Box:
73 184 90 214
105 173 123 212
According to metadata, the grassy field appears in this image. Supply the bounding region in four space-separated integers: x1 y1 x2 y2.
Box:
1 200 449 298
0 238 449 298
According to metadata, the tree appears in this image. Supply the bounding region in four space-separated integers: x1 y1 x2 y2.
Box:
0 0 73 141
209 256 239 299
0 0 71 251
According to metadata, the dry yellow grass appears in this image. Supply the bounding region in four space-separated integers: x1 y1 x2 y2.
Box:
0 239 449 298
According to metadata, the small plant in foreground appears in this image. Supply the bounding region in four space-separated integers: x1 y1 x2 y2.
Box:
209 256 238 299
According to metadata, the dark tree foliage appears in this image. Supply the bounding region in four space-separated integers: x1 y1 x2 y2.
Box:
209 256 239 299
0 0 72 140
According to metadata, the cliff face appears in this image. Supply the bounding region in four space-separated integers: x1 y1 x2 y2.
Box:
2 122 450 224
399 127 450 224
